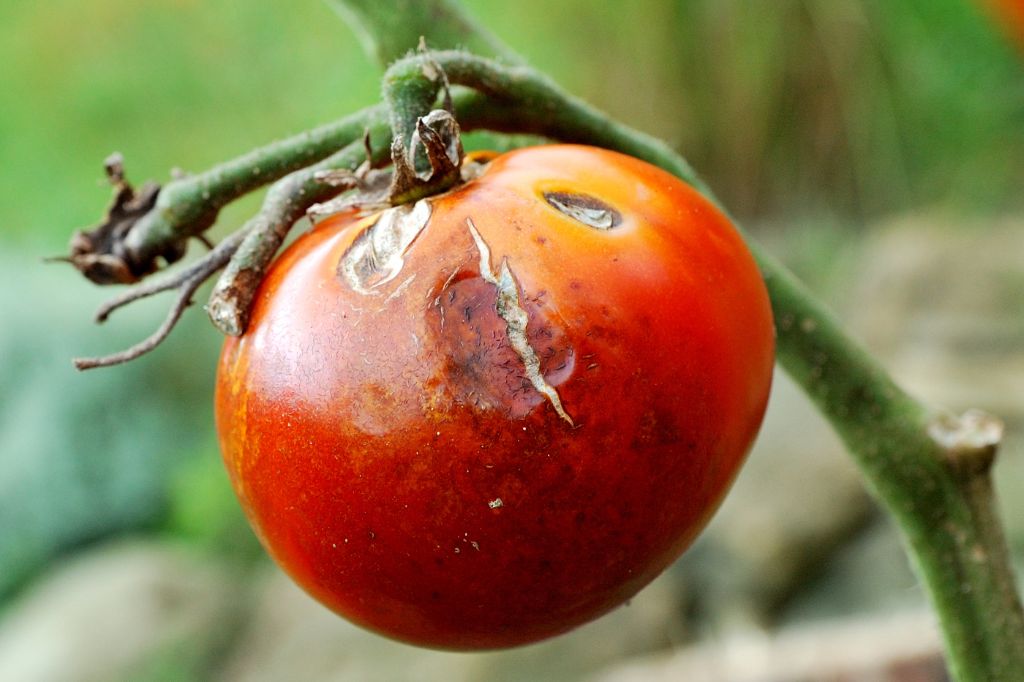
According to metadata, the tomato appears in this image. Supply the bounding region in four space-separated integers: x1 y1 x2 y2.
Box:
987 0 1024 48
215 145 774 649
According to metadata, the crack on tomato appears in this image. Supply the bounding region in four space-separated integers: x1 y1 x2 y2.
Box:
338 199 432 295
466 218 574 426
425 283 536 418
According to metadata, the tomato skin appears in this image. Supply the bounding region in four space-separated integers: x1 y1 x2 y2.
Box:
215 145 774 649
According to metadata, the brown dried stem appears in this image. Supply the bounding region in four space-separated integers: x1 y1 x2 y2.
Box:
72 229 245 370
92 228 249 324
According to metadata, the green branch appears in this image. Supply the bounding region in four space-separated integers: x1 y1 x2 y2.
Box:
121 105 385 271
206 120 393 335
67 4 1024 676
327 0 521 66
377 47 1023 682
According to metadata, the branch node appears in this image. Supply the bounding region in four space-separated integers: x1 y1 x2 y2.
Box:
928 409 1004 477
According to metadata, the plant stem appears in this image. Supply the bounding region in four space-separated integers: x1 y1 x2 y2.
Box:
206 122 393 335
121 105 385 270
66 11 1024 673
73 228 247 370
379 48 1024 681
328 0 522 67
763 265 1024 680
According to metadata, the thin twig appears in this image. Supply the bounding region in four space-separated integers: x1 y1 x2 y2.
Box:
94 228 249 323
123 105 385 261
74 278 202 370
63 105 386 290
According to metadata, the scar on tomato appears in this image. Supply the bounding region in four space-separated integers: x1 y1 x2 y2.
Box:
426 272 575 420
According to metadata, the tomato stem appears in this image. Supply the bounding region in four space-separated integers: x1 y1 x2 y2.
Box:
63 5 1024 677
62 105 387 295
325 0 522 68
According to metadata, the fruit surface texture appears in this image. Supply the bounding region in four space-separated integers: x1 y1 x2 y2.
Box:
215 145 775 649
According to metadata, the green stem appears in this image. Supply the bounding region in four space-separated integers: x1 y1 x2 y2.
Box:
206 119 395 335
386 53 698 178
70 22 1024 674
762 262 1023 680
384 62 445 155
328 0 521 66
381 49 1024 681
122 105 385 269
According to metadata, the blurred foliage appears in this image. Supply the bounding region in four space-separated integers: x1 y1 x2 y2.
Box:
164 451 262 562
0 0 1022 606
677 0 1024 218
0 256 222 601
2 0 1023 248
470 0 1024 219
0 0 379 251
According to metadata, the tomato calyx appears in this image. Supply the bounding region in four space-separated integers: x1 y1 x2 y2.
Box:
308 109 472 220
391 109 465 202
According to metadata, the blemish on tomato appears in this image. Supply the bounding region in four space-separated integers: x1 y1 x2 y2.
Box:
543 191 622 230
339 199 432 295
466 219 574 425
427 268 575 422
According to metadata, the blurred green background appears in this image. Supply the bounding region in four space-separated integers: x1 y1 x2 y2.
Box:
1 0 1023 680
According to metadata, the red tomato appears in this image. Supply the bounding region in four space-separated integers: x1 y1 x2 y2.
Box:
215 145 774 649
988 0 1024 48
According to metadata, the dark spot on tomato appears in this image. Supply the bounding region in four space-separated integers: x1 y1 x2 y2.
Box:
543 191 622 230
631 408 685 449
426 276 575 419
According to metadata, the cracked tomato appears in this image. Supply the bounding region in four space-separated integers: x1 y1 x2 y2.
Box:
215 144 774 649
